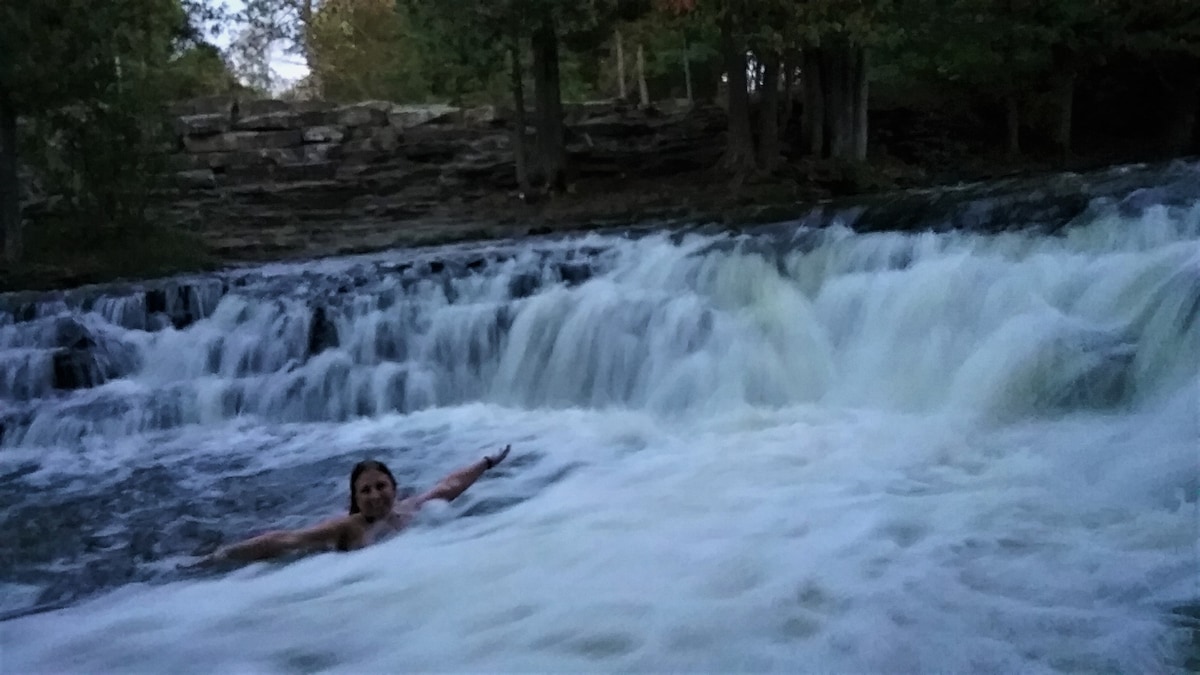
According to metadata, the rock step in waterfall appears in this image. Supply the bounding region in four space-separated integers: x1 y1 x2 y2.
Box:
1 160 1197 449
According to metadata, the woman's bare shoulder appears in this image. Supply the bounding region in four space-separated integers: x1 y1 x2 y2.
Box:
297 513 365 542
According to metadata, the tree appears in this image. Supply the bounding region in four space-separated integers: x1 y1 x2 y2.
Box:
164 43 244 100
307 0 427 102
888 0 1198 159
229 0 319 94
402 0 623 192
0 0 204 264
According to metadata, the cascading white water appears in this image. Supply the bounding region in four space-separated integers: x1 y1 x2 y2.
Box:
0 182 1197 672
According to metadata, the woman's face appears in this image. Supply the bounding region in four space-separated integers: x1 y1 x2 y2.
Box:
353 468 397 519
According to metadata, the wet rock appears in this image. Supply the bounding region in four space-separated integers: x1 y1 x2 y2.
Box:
556 262 592 286
50 321 100 390
54 317 96 351
145 285 200 330
14 303 37 323
52 349 99 390
308 306 339 356
508 271 541 299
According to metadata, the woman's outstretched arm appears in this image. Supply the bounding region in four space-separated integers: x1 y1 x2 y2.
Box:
204 516 356 564
414 445 511 505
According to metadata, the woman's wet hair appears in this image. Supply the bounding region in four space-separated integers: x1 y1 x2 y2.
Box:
348 459 398 515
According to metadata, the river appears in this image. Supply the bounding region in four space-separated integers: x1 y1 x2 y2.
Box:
1 164 1197 672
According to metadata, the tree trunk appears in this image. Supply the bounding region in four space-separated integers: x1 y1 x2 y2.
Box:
852 47 868 161
531 10 566 191
820 40 864 161
1052 73 1074 158
299 0 320 96
1050 47 1075 159
637 43 649 106
782 49 798 137
615 28 627 100
825 44 851 159
1005 93 1021 157
683 35 694 104
1161 75 1198 156
0 91 19 266
509 24 530 197
801 47 824 157
720 8 755 174
757 53 781 171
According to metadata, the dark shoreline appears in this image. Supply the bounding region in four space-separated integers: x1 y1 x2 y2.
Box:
3 154 1196 296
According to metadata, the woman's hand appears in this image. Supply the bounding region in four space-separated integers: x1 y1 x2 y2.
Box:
484 444 511 469
176 549 226 571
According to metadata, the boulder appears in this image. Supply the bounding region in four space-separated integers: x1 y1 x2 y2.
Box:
388 104 459 129
234 102 339 131
175 113 231 138
52 348 99 390
175 169 217 189
301 143 342 163
49 318 128 390
183 130 305 154
303 126 346 143
275 162 339 182
232 110 304 131
461 105 498 126
336 101 392 127
307 306 339 356
343 126 399 154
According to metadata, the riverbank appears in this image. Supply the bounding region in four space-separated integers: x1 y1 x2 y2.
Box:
0 147 1179 295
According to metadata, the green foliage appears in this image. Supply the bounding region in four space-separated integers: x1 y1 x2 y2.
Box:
2 216 217 292
1 0 186 112
401 0 511 104
165 44 245 100
308 0 430 101
22 88 173 235
0 0 221 265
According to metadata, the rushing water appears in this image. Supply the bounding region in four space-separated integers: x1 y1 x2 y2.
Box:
1 166 1198 673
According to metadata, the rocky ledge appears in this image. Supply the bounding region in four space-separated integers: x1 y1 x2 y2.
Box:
164 97 726 259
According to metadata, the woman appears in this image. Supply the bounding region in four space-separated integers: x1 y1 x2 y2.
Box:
201 445 511 564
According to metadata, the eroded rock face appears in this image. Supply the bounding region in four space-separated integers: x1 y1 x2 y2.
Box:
162 98 727 256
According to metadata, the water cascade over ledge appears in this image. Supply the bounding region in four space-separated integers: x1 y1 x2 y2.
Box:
1 161 1197 673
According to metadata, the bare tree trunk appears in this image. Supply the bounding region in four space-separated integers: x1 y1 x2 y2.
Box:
826 44 852 159
615 28 627 100
297 0 321 96
1005 92 1021 157
0 90 19 265
509 23 530 197
1050 46 1075 159
1052 74 1074 159
683 35 694 104
1162 75 1199 156
637 43 649 106
720 7 755 174
782 49 798 137
757 53 781 171
531 9 566 191
801 47 824 156
852 47 868 161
